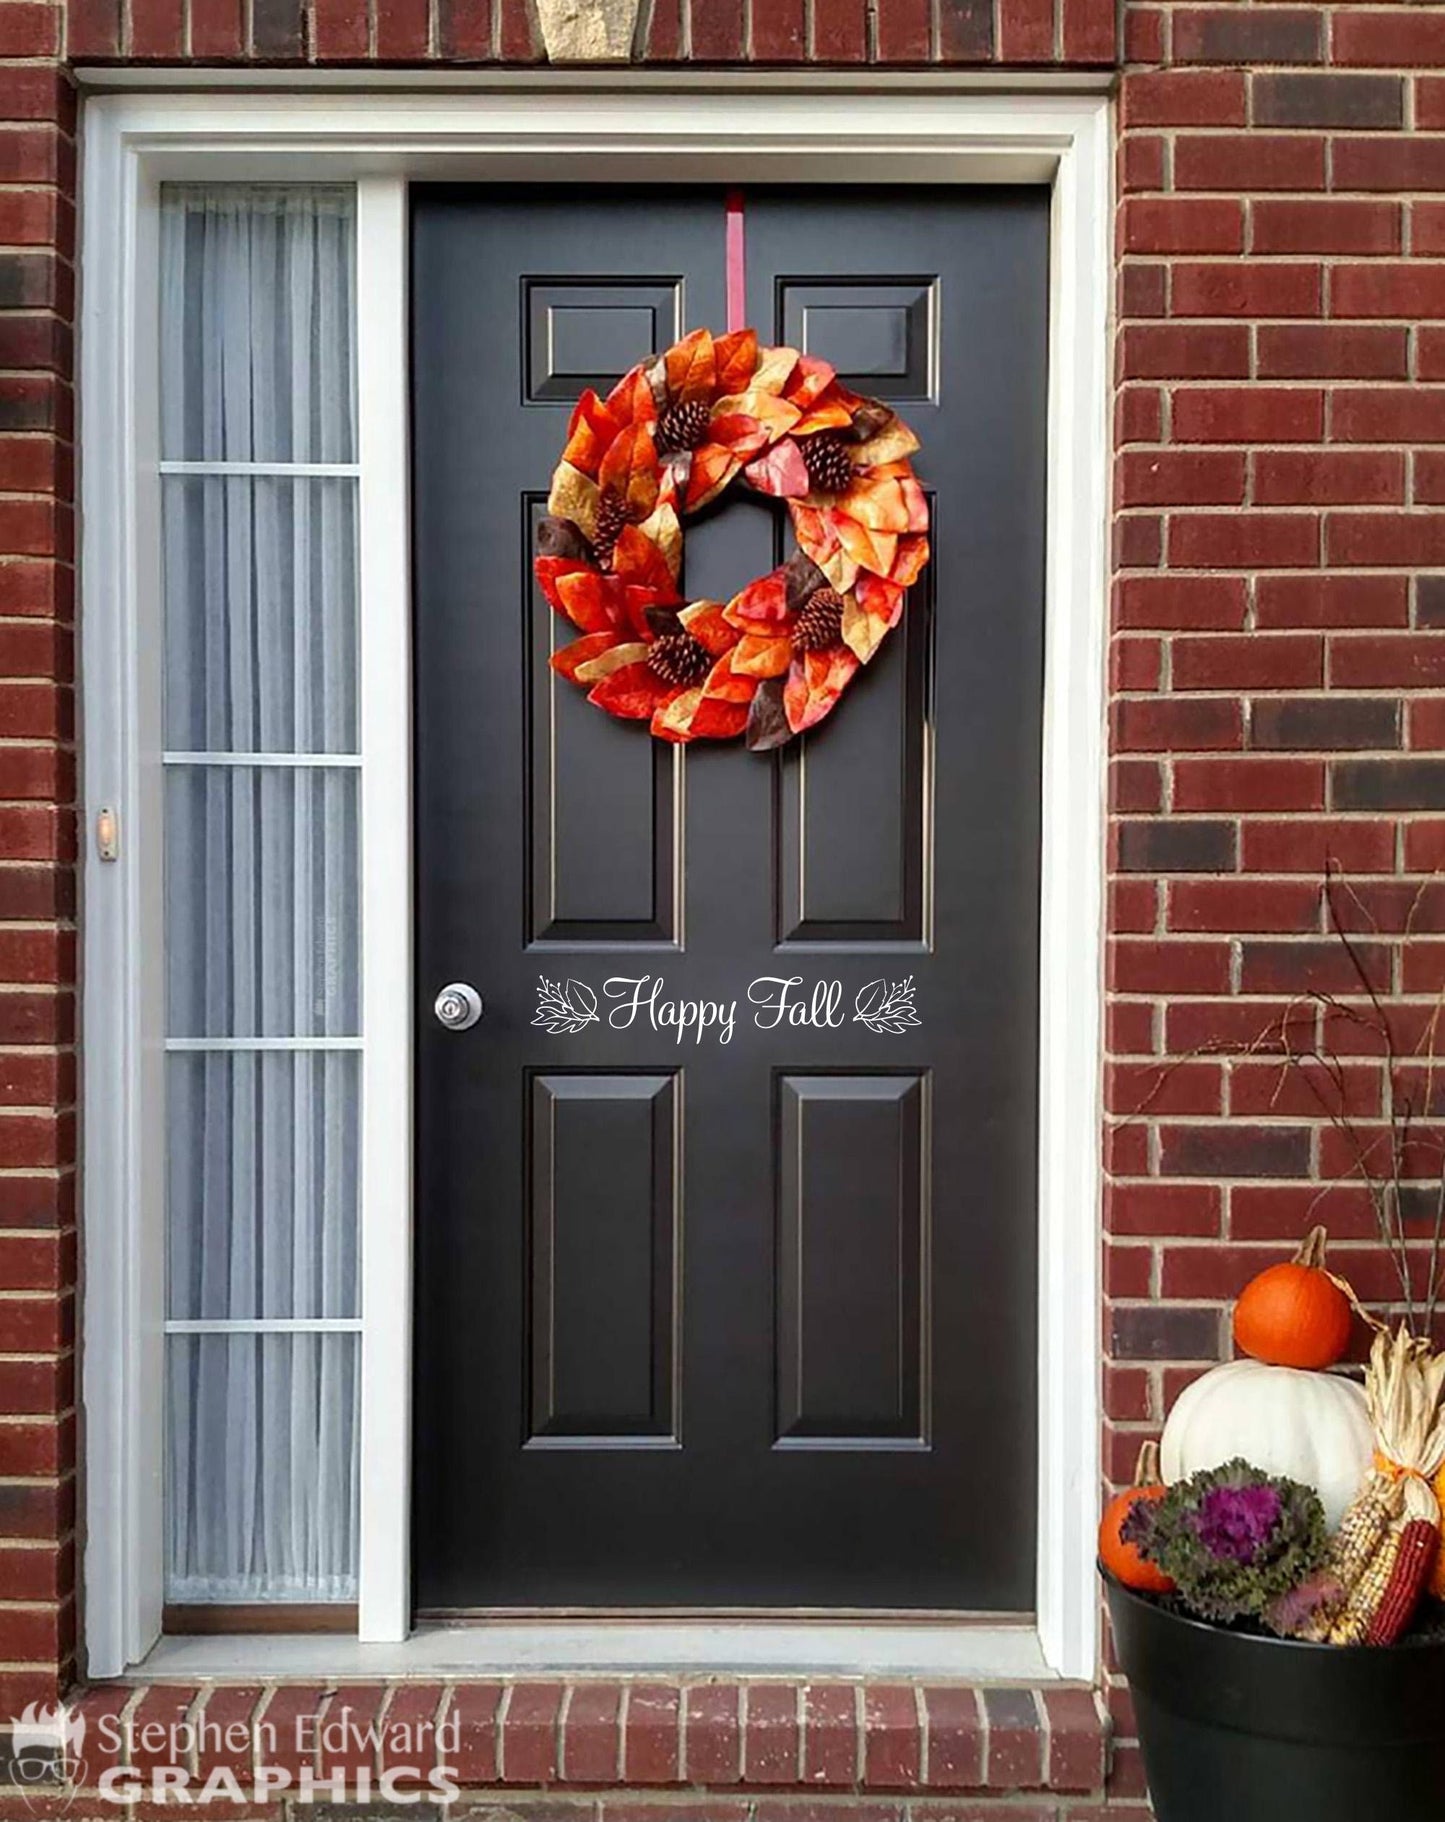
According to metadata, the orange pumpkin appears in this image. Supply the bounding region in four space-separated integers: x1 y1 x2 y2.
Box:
1098 1441 1174 1594
1233 1225 1354 1371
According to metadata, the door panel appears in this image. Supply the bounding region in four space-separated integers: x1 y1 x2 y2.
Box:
526 497 681 945
527 1071 679 1445
779 279 937 401
775 1072 926 1446
411 185 1050 1612
776 584 931 944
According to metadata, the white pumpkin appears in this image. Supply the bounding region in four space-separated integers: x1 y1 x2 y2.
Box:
1160 1359 1372 1531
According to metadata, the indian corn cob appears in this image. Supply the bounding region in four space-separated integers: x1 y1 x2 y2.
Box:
1327 1507 1407 1645
1295 1474 1401 1642
1365 1518 1440 1647
1323 1327 1445 1646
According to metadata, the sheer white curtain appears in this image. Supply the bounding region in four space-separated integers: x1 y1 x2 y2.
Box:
159 186 361 1603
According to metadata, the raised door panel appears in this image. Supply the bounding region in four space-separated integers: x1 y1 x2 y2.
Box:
527 497 681 946
775 566 932 946
527 1070 679 1444
775 1072 927 1447
526 281 683 402
779 278 937 402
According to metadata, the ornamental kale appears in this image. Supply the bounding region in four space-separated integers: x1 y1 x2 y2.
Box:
1262 1569 1346 1641
1194 1477 1283 1561
1121 1458 1328 1625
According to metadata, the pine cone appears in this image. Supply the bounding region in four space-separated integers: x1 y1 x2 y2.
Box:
647 630 712 688
792 587 845 653
656 398 711 456
592 488 629 566
802 433 855 496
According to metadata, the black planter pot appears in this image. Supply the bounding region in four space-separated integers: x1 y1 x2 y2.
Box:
1105 1571 1445 1822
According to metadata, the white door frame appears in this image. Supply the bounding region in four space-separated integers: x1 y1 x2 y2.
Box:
79 82 1112 1683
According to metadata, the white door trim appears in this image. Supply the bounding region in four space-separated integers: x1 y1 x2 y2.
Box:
79 85 1111 1683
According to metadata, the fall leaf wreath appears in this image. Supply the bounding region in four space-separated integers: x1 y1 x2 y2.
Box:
534 326 931 750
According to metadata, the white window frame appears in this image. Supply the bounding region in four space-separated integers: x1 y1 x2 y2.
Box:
79 80 1111 1684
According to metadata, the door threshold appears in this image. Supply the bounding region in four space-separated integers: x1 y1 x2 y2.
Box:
129 1617 1054 1680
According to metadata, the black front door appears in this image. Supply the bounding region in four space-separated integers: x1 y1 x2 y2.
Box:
411 185 1049 1612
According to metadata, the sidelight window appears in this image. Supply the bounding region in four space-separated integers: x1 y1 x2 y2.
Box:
157 186 362 1604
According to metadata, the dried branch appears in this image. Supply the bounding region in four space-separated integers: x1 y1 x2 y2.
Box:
1119 865 1445 1342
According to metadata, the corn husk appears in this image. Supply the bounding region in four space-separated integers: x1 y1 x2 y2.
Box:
1365 1324 1445 1526
1317 1326 1445 1644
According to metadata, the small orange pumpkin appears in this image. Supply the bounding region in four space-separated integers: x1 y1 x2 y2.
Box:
1233 1225 1354 1371
1098 1441 1174 1594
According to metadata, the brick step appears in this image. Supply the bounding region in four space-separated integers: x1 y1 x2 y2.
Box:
46 1679 1108 1799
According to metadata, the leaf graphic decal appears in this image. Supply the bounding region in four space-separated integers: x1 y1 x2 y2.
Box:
533 976 600 1035
853 977 921 1035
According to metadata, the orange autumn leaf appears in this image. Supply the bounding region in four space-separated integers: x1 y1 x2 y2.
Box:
751 345 799 396
841 590 888 664
713 328 759 396
788 504 836 563
665 327 717 406
589 660 668 720
599 422 662 521
651 686 705 741
791 395 855 437
855 571 906 630
573 640 650 684
700 650 756 706
784 645 860 735
611 522 679 597
618 583 686 640
553 569 624 634
550 630 621 683
731 633 793 679
847 576 907 662
724 567 791 630
835 475 913 535
685 442 742 511
546 461 601 541
784 353 838 412
833 513 898 580
690 695 752 740
635 499 683 580
890 535 930 586
562 388 623 476
534 554 593 614
743 438 811 500
790 504 858 593
852 416 920 466
705 415 772 463
712 390 801 443
605 365 659 427
678 598 739 656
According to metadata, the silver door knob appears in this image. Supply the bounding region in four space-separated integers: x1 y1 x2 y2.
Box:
434 983 484 1031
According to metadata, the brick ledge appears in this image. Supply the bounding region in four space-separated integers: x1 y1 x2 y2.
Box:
50 1678 1108 1798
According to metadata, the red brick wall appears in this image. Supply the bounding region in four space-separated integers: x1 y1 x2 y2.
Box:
0 32 77 1719
2 0 1445 1813
1107 8 1445 1806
